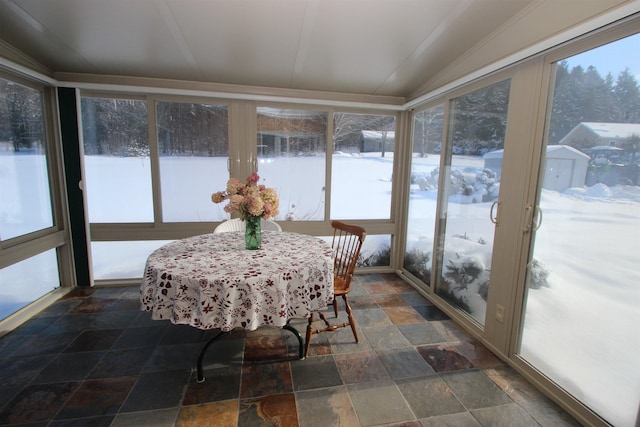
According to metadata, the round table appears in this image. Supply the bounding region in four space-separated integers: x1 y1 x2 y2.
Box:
141 231 334 332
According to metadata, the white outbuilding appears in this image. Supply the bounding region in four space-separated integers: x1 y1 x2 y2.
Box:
484 145 590 191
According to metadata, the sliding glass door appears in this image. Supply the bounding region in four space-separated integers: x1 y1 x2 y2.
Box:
434 80 511 327
517 32 640 427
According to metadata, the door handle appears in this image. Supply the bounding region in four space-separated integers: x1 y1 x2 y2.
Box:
533 206 543 231
490 201 499 225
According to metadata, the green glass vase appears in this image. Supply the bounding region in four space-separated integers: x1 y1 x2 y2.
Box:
245 215 261 250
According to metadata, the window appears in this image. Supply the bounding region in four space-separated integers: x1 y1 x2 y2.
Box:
518 32 640 427
435 79 511 326
81 97 152 223
156 101 229 222
0 75 61 321
257 107 327 221
0 77 53 239
404 104 444 284
331 113 395 220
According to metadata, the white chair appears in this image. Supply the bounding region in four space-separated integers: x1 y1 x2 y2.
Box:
214 218 282 233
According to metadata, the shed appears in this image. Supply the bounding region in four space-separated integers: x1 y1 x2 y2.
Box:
484 145 590 191
360 130 395 152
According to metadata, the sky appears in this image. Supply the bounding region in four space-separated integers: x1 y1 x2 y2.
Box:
564 32 640 81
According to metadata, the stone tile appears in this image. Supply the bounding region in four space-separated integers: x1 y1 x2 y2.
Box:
361 282 398 295
0 387 20 413
244 328 291 362
334 351 390 384
240 361 292 398
198 336 245 369
398 323 445 346
348 379 414 426
357 273 385 284
353 308 393 327
431 320 474 342
106 298 141 312
383 306 428 325
90 311 138 330
121 370 191 412
327 326 372 354
111 408 178 427
0 354 54 388
177 400 238 427
130 311 167 328
420 412 482 427
441 370 512 409
35 299 83 318
33 351 105 383
49 415 114 426
349 294 380 310
380 422 422 427
416 343 474 373
69 297 118 314
161 324 206 345
363 325 412 350
290 354 343 391
412 305 450 321
0 382 81 424
46 313 98 334
63 329 123 353
471 403 539 426
396 376 465 419
372 293 408 307
55 376 137 419
295 386 359 427
142 343 201 373
182 366 241 405
111 325 167 349
88 347 155 378
483 365 544 403
303 328 333 356
400 291 432 306
455 339 503 369
520 398 583 427
376 347 435 379
12 331 80 357
238 393 299 426
0 333 26 359
8 316 56 335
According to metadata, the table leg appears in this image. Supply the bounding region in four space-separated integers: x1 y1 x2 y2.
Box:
196 330 228 383
282 323 305 360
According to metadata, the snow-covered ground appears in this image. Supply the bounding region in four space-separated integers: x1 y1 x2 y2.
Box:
1 153 638 426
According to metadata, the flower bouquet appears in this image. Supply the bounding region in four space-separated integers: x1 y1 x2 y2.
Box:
211 173 279 249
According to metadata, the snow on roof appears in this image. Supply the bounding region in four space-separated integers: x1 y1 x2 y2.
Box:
361 130 395 139
580 122 640 139
483 145 589 159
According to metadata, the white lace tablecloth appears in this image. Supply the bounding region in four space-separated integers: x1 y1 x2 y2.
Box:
140 231 334 331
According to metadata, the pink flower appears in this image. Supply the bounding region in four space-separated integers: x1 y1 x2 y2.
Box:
211 173 279 220
246 173 260 184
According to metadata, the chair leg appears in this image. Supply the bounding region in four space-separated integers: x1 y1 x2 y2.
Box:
304 312 315 358
342 294 358 343
333 298 338 318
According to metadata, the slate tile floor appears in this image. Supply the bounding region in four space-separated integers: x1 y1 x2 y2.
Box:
0 273 581 427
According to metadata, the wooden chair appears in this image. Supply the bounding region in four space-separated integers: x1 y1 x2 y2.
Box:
305 220 366 357
214 218 282 233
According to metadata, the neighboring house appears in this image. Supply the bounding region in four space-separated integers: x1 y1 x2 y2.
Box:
360 130 395 152
484 145 589 192
558 122 640 149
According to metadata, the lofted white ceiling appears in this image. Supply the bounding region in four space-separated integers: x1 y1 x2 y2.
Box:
0 0 634 100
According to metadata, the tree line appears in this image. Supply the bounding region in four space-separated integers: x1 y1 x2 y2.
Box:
1 63 639 155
